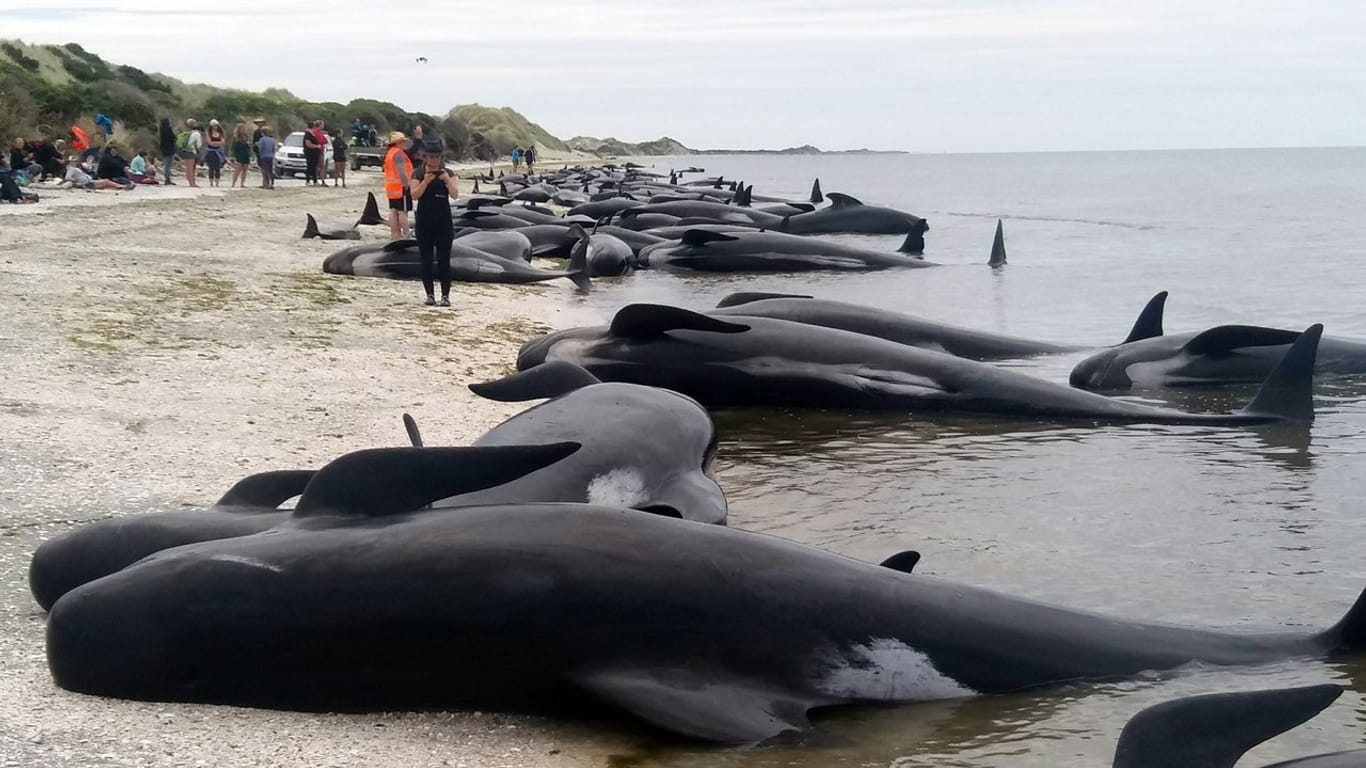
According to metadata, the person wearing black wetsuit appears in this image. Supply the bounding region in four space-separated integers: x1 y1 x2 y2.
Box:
409 138 459 307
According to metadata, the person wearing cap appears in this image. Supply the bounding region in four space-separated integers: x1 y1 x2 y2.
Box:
383 130 413 238
409 137 459 306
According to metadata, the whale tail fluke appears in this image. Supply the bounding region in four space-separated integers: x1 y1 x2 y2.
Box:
1237 323 1321 424
302 213 320 239
1111 684 1343 768
899 227 926 255
1123 291 1168 343
989 219 1007 267
356 192 385 226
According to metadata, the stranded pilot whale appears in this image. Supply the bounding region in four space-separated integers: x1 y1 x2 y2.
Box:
46 493 1366 745
458 361 725 523
323 239 592 291
28 369 728 611
1070 292 1366 390
515 304 1320 425
636 228 943 272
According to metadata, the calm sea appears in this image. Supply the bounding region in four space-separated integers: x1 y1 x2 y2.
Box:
558 148 1366 767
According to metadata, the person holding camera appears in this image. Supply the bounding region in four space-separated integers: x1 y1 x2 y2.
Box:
409 138 459 307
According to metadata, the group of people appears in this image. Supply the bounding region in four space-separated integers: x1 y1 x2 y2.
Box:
510 144 536 173
350 119 381 147
4 134 169 202
158 117 277 189
301 120 349 189
382 128 458 307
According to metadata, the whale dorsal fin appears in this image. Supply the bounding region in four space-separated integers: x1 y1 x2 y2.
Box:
826 193 863 208
574 667 822 745
715 292 814 308
681 229 739 247
1111 684 1342 768
1182 325 1302 357
216 470 317 508
879 550 921 574
1238 323 1321 424
469 360 603 402
989 219 1007 267
302 213 320 239
356 192 385 226
609 305 750 339
1122 291 1168 344
401 413 423 447
810 178 823 204
293 443 580 517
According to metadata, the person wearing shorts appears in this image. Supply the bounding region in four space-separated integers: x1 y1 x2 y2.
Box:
383 131 413 238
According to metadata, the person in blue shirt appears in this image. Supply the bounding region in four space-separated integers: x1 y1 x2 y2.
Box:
511 145 522 171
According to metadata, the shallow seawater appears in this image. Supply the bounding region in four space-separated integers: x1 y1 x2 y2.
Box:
555 149 1366 766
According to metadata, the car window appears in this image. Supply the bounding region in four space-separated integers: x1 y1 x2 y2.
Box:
284 133 304 147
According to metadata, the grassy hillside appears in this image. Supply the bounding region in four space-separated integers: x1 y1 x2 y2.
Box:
567 135 693 157
451 104 568 155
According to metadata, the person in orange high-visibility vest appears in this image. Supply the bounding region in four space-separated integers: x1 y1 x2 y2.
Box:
383 131 413 239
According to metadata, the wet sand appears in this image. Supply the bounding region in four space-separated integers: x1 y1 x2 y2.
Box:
0 170 641 767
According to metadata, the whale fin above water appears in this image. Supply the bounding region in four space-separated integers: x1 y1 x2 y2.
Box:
566 233 593 292
1236 323 1322 423
1182 325 1303 356
879 550 921 574
989 219 1007 267
573 667 820 745
826 193 863 208
810 178 823 204
293 443 581 518
714 292 814 308
1122 291 1168 344
681 229 740 246
469 360 603 402
1111 684 1342 768
610 304 751 339
215 470 317 509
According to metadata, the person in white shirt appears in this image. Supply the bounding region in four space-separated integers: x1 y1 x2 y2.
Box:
57 159 130 190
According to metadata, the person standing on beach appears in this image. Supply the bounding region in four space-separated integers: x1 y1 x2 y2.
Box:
314 121 330 186
409 138 458 307
230 122 252 188
383 130 412 239
203 119 227 187
158 117 177 184
511 145 522 171
524 144 536 174
178 119 203 188
302 121 324 186
250 117 266 160
255 127 276 189
406 124 425 169
331 130 347 188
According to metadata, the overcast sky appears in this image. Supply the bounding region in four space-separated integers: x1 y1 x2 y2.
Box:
8 1 1365 152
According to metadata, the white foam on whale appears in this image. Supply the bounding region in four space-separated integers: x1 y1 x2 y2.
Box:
587 467 649 508
815 638 976 701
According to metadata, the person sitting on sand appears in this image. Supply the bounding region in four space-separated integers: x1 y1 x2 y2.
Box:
96 145 136 189
127 151 159 184
57 158 130 191
0 153 40 203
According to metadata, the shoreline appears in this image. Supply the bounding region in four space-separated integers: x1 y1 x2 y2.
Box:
0 171 639 767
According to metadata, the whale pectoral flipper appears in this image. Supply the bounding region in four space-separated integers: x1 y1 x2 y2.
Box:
1182 325 1303 356
293 443 581 517
609 305 751 339
469 361 603 402
714 292 814 308
1122 291 1168 344
384 239 419 252
680 229 740 246
879 550 921 574
1111 684 1343 768
402 413 423 448
215 470 317 508
574 668 821 745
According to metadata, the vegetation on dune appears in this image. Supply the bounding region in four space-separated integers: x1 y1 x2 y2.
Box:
0 38 702 162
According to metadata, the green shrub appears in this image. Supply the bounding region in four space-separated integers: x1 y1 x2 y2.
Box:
1 43 40 72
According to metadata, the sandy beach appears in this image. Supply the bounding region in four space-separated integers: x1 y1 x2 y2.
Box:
0 169 641 767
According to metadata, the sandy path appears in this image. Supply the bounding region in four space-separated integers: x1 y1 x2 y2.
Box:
0 174 639 767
